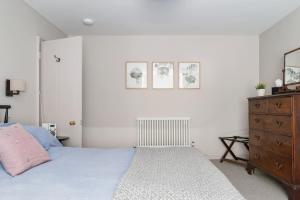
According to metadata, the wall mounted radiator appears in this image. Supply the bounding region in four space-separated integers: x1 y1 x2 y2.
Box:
137 118 191 147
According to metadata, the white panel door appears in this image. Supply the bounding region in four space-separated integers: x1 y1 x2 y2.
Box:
41 36 82 147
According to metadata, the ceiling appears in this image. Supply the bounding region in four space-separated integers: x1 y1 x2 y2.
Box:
24 0 300 35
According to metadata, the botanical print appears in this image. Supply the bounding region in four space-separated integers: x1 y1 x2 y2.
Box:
179 62 200 89
285 67 300 84
152 62 174 89
126 62 147 88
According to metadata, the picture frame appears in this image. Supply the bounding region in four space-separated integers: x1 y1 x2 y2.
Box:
152 62 174 89
178 62 200 89
126 62 148 89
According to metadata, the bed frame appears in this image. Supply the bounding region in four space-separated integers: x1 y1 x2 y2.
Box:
0 105 11 123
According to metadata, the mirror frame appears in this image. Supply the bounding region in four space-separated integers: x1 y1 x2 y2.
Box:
283 47 300 86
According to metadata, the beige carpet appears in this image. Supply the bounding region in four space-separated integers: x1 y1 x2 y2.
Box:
211 160 288 200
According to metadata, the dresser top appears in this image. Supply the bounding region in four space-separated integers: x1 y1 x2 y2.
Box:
248 92 300 100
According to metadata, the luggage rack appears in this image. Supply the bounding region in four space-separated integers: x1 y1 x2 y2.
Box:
219 136 249 163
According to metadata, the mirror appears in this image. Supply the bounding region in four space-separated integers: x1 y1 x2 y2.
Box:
284 48 300 85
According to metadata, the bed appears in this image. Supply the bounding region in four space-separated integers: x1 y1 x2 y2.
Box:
0 146 245 200
0 120 244 200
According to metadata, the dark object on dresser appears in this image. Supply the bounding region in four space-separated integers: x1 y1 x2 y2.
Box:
272 86 293 95
0 105 11 123
272 87 281 95
247 93 300 200
219 136 249 163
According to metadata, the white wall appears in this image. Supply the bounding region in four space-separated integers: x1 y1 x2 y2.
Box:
83 35 259 158
260 7 300 93
0 0 66 124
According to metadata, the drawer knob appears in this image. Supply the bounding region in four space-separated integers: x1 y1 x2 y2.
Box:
275 161 283 170
276 140 283 146
276 120 283 127
255 103 261 108
254 118 261 123
254 153 260 159
255 135 261 141
275 102 282 109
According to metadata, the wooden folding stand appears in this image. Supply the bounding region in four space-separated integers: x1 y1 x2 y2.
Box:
219 136 249 163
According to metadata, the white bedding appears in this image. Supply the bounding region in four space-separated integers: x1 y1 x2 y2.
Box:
113 147 245 200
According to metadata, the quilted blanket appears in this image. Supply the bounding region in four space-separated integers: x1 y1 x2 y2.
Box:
113 147 245 200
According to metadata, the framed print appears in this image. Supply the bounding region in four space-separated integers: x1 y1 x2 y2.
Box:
152 62 174 89
126 62 147 89
178 62 200 89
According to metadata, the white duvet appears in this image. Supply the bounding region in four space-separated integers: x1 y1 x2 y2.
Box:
113 147 245 200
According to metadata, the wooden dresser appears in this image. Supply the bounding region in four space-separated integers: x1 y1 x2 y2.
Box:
247 93 300 200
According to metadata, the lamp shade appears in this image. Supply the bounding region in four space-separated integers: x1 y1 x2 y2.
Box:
10 80 26 91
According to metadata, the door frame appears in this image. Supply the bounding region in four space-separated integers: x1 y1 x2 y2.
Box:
39 36 83 147
35 36 47 126
35 36 41 126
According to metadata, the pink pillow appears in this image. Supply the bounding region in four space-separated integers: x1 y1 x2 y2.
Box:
0 123 51 176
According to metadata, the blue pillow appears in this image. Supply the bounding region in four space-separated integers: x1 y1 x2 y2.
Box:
0 123 62 150
23 125 62 150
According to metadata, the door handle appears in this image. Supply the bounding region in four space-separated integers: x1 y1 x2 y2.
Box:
69 121 76 126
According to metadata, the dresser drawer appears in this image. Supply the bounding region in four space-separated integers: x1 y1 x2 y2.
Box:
249 130 266 147
250 131 292 157
249 115 266 130
268 97 292 115
267 134 292 158
265 115 292 136
249 99 267 114
249 146 265 167
250 147 292 182
264 152 292 182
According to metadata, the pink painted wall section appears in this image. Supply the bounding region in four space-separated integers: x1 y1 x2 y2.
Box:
82 35 259 158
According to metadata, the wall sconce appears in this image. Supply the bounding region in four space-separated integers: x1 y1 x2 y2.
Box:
6 79 26 97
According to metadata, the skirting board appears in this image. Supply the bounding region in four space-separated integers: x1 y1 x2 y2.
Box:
83 126 249 159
